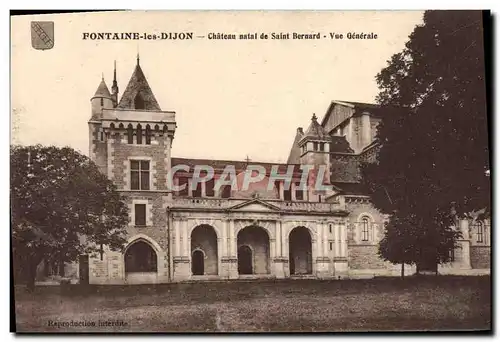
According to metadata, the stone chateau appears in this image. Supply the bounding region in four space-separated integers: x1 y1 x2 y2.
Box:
42 57 491 284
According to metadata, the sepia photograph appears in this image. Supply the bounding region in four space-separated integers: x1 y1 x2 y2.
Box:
11 10 491 333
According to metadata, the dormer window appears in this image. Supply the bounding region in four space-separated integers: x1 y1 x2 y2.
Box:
134 93 145 109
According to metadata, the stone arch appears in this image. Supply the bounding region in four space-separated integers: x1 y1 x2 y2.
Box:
124 237 159 274
125 234 162 253
287 224 316 241
237 225 270 275
235 221 274 240
190 224 219 276
356 212 375 223
188 220 222 241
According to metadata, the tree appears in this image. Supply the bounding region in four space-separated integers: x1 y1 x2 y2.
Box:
362 11 490 273
11 145 129 289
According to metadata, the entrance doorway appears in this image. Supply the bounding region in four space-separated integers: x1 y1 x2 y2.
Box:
289 227 313 275
238 245 253 274
192 250 204 275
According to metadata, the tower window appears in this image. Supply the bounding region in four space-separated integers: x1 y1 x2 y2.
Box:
329 224 332 234
130 160 150 190
100 98 104 106
99 131 104 142
136 124 143 145
134 93 145 109
145 125 151 145
127 125 134 144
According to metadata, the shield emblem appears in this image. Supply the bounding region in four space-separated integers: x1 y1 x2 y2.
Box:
31 21 54 50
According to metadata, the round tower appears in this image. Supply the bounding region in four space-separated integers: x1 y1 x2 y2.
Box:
91 77 114 120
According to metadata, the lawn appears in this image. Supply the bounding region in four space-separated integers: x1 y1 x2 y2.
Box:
14 276 491 333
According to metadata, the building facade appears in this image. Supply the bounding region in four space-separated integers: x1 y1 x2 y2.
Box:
81 59 490 284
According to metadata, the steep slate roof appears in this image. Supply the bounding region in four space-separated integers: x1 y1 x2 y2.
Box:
331 181 370 196
330 136 355 153
117 61 161 110
171 157 304 175
320 100 385 128
303 114 331 140
286 127 304 164
93 78 112 98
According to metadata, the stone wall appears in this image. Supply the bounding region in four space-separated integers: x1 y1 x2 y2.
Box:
348 245 386 269
470 246 491 269
330 154 360 182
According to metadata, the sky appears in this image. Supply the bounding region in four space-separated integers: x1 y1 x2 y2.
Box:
11 11 424 163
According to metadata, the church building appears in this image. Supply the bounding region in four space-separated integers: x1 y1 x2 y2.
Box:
81 58 490 284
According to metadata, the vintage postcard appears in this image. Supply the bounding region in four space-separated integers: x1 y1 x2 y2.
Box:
11 10 491 332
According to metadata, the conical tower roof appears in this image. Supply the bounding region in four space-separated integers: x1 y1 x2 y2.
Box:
93 78 112 99
303 114 330 140
117 58 161 110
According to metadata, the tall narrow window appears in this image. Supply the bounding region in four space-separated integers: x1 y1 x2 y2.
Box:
361 217 370 241
295 182 304 200
100 98 104 106
145 125 151 145
127 124 134 144
319 142 325 152
313 142 318 151
205 178 215 197
130 160 150 190
134 93 145 109
283 188 292 201
136 124 143 145
476 221 484 243
192 181 202 198
135 204 146 226
178 177 189 196
329 224 332 234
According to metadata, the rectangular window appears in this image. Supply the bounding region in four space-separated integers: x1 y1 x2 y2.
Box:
130 160 150 190
295 183 304 201
319 143 324 152
135 204 146 226
205 179 215 197
313 142 318 151
329 242 333 251
329 224 332 234
178 177 189 196
283 189 292 201
192 181 202 197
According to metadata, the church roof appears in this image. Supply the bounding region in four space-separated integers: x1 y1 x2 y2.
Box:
117 60 161 110
93 78 112 98
302 114 331 141
171 157 303 175
331 181 370 196
330 136 355 153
